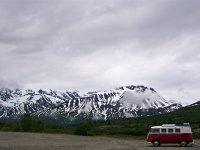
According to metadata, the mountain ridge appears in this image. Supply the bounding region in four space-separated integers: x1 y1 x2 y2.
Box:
0 85 182 119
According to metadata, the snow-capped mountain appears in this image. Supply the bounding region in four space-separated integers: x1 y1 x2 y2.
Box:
0 85 181 119
0 88 81 118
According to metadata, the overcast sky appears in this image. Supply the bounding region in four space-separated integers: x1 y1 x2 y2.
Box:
0 0 200 102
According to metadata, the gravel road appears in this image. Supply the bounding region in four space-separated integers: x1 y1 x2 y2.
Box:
0 132 199 150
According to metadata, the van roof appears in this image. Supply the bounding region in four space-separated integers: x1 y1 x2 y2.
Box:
151 123 191 129
162 124 175 127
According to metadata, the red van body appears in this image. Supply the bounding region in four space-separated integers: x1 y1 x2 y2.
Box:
146 123 193 147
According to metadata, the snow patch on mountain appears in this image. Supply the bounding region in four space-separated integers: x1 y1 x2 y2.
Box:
119 86 169 109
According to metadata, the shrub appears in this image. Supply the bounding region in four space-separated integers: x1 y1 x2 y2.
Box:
74 123 93 136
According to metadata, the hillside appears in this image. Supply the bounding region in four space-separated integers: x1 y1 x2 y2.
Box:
67 101 200 137
89 101 200 138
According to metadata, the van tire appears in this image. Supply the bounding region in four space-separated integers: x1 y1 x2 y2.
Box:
153 140 160 147
180 141 187 147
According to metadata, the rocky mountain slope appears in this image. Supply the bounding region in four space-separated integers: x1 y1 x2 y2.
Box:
0 85 182 119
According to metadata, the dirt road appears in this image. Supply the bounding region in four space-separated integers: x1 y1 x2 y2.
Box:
0 132 199 150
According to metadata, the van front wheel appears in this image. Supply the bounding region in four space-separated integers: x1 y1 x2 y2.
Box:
180 141 187 147
153 140 160 147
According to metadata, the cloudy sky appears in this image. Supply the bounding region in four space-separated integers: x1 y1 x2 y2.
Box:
0 0 200 102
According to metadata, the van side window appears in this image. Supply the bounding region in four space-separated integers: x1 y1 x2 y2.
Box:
168 128 174 133
175 128 180 133
151 128 160 133
161 128 166 133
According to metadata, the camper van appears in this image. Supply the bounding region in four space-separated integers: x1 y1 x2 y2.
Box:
147 123 193 147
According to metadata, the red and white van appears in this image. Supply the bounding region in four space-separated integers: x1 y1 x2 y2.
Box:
146 123 193 147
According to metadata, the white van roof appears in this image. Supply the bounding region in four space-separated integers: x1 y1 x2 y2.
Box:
151 123 190 128
162 124 175 127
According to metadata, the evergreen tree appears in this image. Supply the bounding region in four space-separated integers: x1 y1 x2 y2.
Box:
21 113 32 131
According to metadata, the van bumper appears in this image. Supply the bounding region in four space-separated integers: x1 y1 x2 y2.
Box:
189 141 194 146
146 141 152 145
186 141 194 146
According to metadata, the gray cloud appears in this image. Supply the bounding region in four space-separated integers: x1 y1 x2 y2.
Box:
0 0 200 102
0 78 22 89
